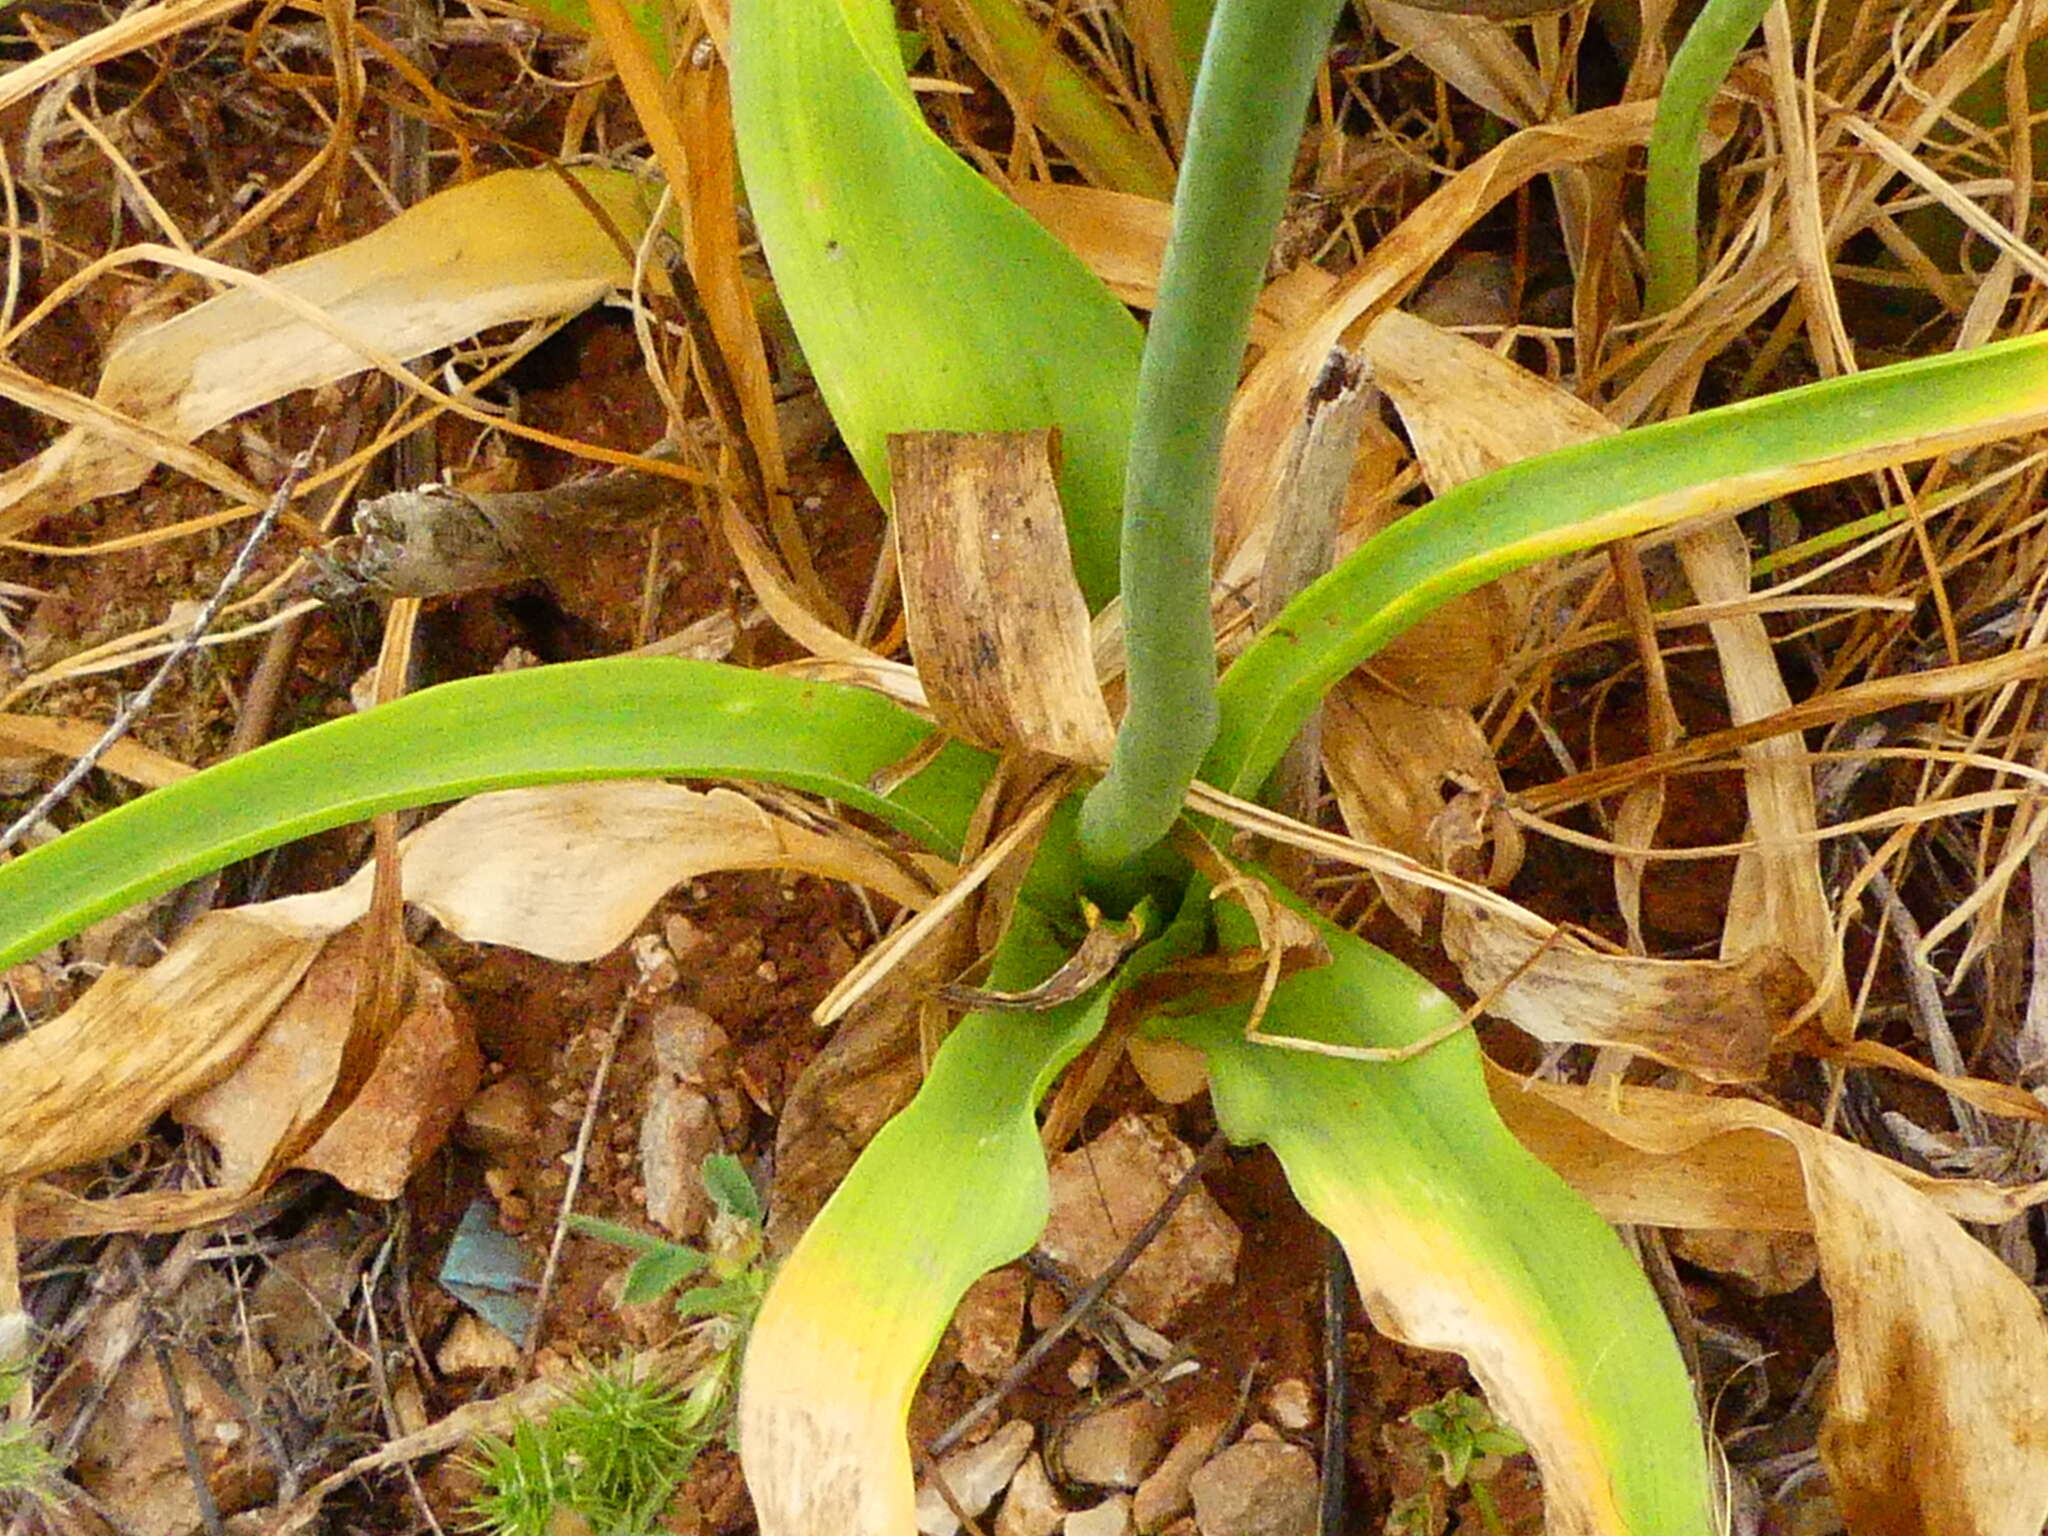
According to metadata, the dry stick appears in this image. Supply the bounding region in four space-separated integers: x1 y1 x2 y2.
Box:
0 441 316 855
927 1131 1230 1457
145 1319 225 1536
523 1002 628 1369
361 1244 448 1536
1317 1233 1351 1536
1857 843 1991 1148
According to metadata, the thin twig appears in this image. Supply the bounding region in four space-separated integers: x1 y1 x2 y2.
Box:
146 1324 225 1536
928 1131 1230 1456
523 1003 627 1368
1859 843 1990 1145
0 441 318 855
360 1249 447 1536
1317 1233 1350 1536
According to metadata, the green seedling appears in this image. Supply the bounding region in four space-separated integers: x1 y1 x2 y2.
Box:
570 1153 769 1326
470 1160 769 1536
7 2 2048 1533
1407 1391 1531 1536
0 1351 54 1508
465 1370 714 1536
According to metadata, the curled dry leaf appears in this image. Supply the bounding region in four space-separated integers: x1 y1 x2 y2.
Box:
1213 100 1665 564
0 166 655 537
1445 902 1795 1082
1490 1070 2048 1534
266 781 935 962
1321 677 1521 931
1009 182 1333 346
0 780 933 1217
0 911 323 1184
888 431 1115 766
177 932 482 1201
1350 307 1610 706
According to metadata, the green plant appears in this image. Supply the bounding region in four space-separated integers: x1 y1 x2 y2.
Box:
0 1351 54 1506
468 1159 769 1536
466 1371 712 1536
8 4 2048 1534
1400 1391 1531 1536
570 1152 770 1325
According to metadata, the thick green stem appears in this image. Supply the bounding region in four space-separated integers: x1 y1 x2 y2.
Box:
1076 0 1347 876
1642 0 1773 312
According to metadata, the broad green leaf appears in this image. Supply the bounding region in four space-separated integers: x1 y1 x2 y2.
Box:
0 658 993 970
729 0 1144 609
1170 893 1712 1536
738 866 1204 1536
1209 331 2048 800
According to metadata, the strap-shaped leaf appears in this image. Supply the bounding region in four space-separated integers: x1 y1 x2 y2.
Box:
0 658 992 969
1209 331 2048 800
1170 892 1713 1536
739 872 1204 1535
730 0 1143 609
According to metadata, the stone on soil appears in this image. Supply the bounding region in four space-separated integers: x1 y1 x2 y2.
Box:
436 1312 522 1374
995 1452 1068 1536
640 1082 722 1237
1058 1396 1168 1489
1263 1378 1316 1432
1065 1494 1134 1536
916 1418 1035 1536
1133 1418 1226 1532
952 1265 1028 1379
1041 1114 1240 1331
1188 1440 1319 1536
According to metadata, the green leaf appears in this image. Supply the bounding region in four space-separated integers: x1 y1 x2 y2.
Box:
1208 331 2048 801
737 850 1206 1533
623 1247 712 1308
511 0 671 71
568 1215 675 1256
1169 888 1713 1536
701 1152 762 1227
0 658 995 970
730 0 1143 609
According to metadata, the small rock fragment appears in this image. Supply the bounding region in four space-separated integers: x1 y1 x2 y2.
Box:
650 1005 733 1084
436 1313 522 1374
917 1419 1035 1536
1133 1418 1226 1532
953 1266 1029 1379
640 1081 723 1237
1058 1397 1168 1489
1067 1349 1101 1391
1065 1494 1133 1536
1042 1114 1240 1331
1264 1379 1316 1433
995 1452 1067 1536
1188 1441 1318 1536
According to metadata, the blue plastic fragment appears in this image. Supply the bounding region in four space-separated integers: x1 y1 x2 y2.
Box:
437 1198 538 1347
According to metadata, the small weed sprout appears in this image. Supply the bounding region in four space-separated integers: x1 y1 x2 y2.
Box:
1385 1390 1529 1536
0 1333 56 1507
465 1157 768 1536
